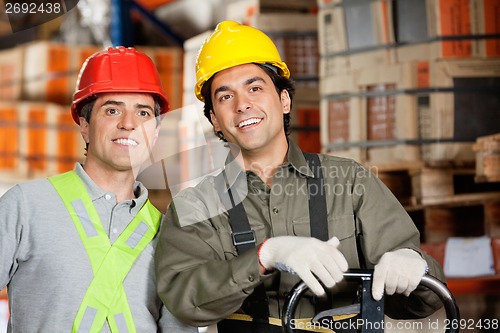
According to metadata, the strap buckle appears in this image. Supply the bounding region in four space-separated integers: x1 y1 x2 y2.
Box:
232 230 256 247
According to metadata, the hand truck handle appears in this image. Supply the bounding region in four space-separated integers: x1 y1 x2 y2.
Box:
282 269 460 333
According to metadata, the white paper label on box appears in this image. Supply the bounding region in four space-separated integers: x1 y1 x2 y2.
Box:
444 236 495 277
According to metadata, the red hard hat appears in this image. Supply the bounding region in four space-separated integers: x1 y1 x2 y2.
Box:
71 46 169 124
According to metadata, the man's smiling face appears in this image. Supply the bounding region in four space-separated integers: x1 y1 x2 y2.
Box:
210 63 291 155
80 92 158 172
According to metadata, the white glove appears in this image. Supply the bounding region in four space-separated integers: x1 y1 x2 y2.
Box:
258 236 348 296
372 248 427 301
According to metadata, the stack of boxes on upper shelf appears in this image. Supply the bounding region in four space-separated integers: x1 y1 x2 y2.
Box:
318 0 500 167
0 39 183 185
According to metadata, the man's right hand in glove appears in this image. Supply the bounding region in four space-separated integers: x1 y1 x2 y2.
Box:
258 236 348 296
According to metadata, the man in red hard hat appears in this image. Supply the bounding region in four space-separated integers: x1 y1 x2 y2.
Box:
0 46 197 333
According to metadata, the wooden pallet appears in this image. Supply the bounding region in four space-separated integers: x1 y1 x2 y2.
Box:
374 164 500 207
373 164 500 243
411 167 500 205
409 200 500 243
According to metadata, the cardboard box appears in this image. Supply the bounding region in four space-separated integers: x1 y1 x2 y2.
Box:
22 41 102 105
320 72 364 161
349 48 397 72
394 0 429 44
343 0 394 51
21 42 184 110
226 0 318 24
427 0 474 58
473 133 500 182
319 55 350 78
420 59 500 164
249 13 319 81
474 0 500 57
0 47 23 100
296 106 321 153
357 63 420 165
0 104 18 171
396 0 500 61
321 59 500 165
0 101 85 179
137 46 184 111
318 6 348 56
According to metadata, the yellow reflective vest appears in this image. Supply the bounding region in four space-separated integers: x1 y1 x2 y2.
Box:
49 171 161 333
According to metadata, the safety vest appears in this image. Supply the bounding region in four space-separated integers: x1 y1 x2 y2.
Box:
49 171 161 333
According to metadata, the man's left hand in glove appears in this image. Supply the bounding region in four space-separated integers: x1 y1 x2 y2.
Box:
372 248 428 301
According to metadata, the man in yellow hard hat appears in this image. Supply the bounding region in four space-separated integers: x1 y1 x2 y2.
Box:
155 21 446 332
0 47 197 333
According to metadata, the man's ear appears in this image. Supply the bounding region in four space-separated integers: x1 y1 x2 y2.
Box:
80 117 90 143
210 110 221 132
280 90 291 114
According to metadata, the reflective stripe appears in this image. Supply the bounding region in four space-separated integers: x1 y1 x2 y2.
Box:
71 199 98 238
78 306 98 333
125 222 149 249
114 313 129 333
49 171 162 333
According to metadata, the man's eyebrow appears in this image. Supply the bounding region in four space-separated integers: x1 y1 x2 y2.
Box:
135 103 154 111
245 76 265 86
100 100 123 107
213 76 266 97
99 100 153 111
214 85 229 97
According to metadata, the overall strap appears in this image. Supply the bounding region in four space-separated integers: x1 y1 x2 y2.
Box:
215 152 329 332
49 171 161 333
302 153 328 241
214 169 256 253
214 169 270 332
302 153 331 312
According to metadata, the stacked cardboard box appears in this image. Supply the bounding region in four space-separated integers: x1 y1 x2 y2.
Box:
22 42 101 105
0 47 23 101
226 0 318 25
474 133 500 182
136 46 184 111
0 101 85 179
0 42 184 110
318 0 500 166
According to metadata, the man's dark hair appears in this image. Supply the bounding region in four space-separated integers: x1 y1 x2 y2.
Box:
201 63 295 141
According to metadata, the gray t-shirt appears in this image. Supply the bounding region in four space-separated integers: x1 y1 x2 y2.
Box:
0 163 196 333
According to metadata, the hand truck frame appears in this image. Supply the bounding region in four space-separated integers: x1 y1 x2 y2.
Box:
282 269 460 333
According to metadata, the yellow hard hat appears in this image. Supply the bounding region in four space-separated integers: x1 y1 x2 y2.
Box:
195 20 290 102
